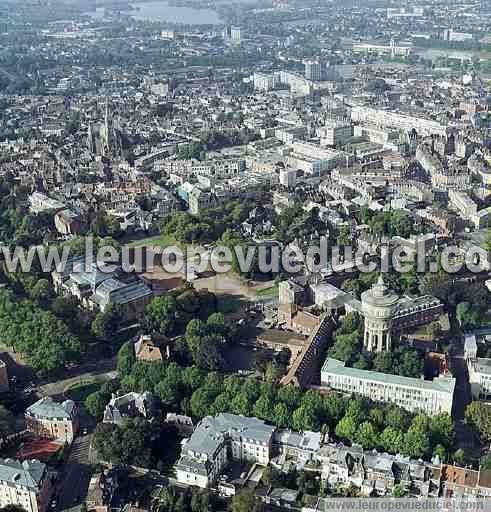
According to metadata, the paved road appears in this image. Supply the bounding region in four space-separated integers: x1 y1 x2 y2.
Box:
57 433 93 512
38 369 118 398
449 341 482 459
36 355 117 398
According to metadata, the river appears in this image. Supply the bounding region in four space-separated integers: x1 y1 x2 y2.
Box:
85 1 222 25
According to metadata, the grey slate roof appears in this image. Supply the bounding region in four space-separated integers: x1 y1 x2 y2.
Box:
26 397 76 420
184 413 275 458
71 262 115 291
0 459 47 490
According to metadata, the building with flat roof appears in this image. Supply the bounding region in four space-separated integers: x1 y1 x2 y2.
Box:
305 60 322 82
352 106 447 137
321 358 455 415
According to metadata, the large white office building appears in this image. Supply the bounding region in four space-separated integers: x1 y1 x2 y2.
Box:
351 106 447 137
321 359 455 415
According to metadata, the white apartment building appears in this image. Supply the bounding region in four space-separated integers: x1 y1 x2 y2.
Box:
253 72 278 92
465 334 491 400
468 358 491 400
448 189 490 229
352 40 412 57
0 459 53 512
351 106 447 137
321 359 455 415
442 29 473 42
318 119 353 147
393 180 434 203
288 141 353 176
448 189 477 218
175 413 274 488
163 158 245 180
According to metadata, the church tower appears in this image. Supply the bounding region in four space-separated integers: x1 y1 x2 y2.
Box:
100 97 112 157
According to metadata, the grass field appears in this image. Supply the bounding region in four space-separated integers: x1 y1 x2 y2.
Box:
255 284 279 298
126 234 178 249
64 379 100 402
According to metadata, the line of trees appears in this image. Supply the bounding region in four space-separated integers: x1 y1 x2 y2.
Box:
113 348 454 461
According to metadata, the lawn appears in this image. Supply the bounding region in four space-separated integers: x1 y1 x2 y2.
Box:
255 284 279 298
64 379 101 402
126 234 179 249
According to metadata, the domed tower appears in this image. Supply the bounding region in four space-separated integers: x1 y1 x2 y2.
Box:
361 275 399 352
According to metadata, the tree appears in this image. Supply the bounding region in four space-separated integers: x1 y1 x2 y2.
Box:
402 429 430 459
353 354 370 370
117 341 136 377
265 362 281 383
328 332 360 363
397 350 423 378
206 312 226 339
292 404 319 432
253 351 271 376
85 380 119 420
0 405 14 438
253 394 274 421
379 427 404 454
272 403 290 428
369 408 385 429
28 279 54 306
85 391 109 420
0 290 80 375
456 302 480 329
386 407 411 431
373 352 395 373
278 386 302 410
92 418 154 467
429 413 454 449
355 421 378 449
480 454 491 470
453 448 466 466
232 489 261 512
91 305 123 341
392 484 408 497
466 402 491 442
433 444 447 463
324 394 346 425
335 414 357 441
144 296 178 336
190 387 215 418
231 392 252 417
0 506 27 512
185 317 224 371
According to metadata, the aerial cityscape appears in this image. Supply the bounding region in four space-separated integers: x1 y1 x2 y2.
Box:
1 0 491 511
